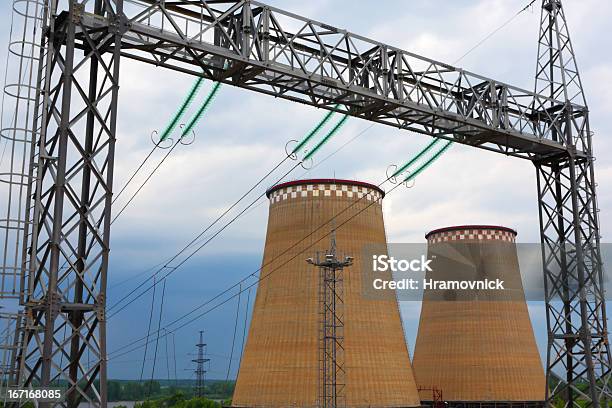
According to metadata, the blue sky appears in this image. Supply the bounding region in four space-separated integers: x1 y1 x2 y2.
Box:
1 0 612 381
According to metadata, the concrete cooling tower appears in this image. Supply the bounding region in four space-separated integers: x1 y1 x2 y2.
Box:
233 179 421 407
412 225 545 406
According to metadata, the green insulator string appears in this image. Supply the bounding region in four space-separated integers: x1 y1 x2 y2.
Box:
292 105 339 154
181 81 223 137
159 77 204 142
303 114 349 161
392 138 441 178
403 141 454 183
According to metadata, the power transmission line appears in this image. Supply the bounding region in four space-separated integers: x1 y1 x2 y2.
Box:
107 106 353 317
139 274 158 382
104 0 538 376
107 175 408 360
108 133 452 360
107 131 452 358
111 137 184 224
226 283 241 381
453 0 537 64
238 287 251 371
148 279 166 397
164 328 171 383
107 158 301 318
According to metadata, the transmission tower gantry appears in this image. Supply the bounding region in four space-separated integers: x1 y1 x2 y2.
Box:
10 0 609 406
14 0 125 406
534 1 611 405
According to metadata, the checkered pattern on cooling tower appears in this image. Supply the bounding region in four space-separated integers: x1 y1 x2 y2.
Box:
268 183 383 204
427 228 516 243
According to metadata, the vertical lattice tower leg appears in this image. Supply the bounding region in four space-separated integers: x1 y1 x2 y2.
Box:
17 0 124 406
534 1 611 406
332 263 345 408
318 263 326 407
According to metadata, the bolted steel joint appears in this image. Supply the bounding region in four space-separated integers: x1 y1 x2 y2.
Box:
96 293 106 322
71 2 84 23
109 12 129 35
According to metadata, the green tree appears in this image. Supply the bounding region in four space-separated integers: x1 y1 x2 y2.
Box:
108 380 121 401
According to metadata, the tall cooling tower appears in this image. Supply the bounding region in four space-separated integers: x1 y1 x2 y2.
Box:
233 179 420 408
412 225 545 405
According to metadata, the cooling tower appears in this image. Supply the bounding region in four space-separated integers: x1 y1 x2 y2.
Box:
412 225 545 405
233 179 421 408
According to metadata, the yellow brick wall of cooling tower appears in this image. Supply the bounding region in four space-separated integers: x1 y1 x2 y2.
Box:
232 182 421 408
412 230 545 402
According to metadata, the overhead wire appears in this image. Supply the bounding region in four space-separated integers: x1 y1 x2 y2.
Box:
106 122 453 360
112 77 207 209
226 282 241 381
108 107 351 318
383 0 539 178
108 139 450 360
107 178 408 361
452 0 537 65
107 155 299 317
111 136 183 225
110 79 222 381
139 274 157 382
299 123 375 178
108 117 460 360
112 78 222 226
106 0 540 369
164 328 171 383
237 287 251 376
148 279 166 397
107 139 456 365
112 143 161 206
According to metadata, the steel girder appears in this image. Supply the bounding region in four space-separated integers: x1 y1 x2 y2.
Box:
16 0 124 406
80 0 586 161
534 1 611 406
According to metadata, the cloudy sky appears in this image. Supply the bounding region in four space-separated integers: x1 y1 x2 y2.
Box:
1 0 612 381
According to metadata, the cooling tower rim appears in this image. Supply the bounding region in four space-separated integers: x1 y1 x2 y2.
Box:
425 224 517 239
266 178 385 198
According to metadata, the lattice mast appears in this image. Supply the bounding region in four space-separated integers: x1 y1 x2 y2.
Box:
14 0 126 406
533 0 611 406
192 331 210 398
307 230 352 408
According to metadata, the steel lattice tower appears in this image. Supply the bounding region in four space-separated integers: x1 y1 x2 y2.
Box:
14 0 125 406
534 0 612 405
192 331 209 398
307 230 352 408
